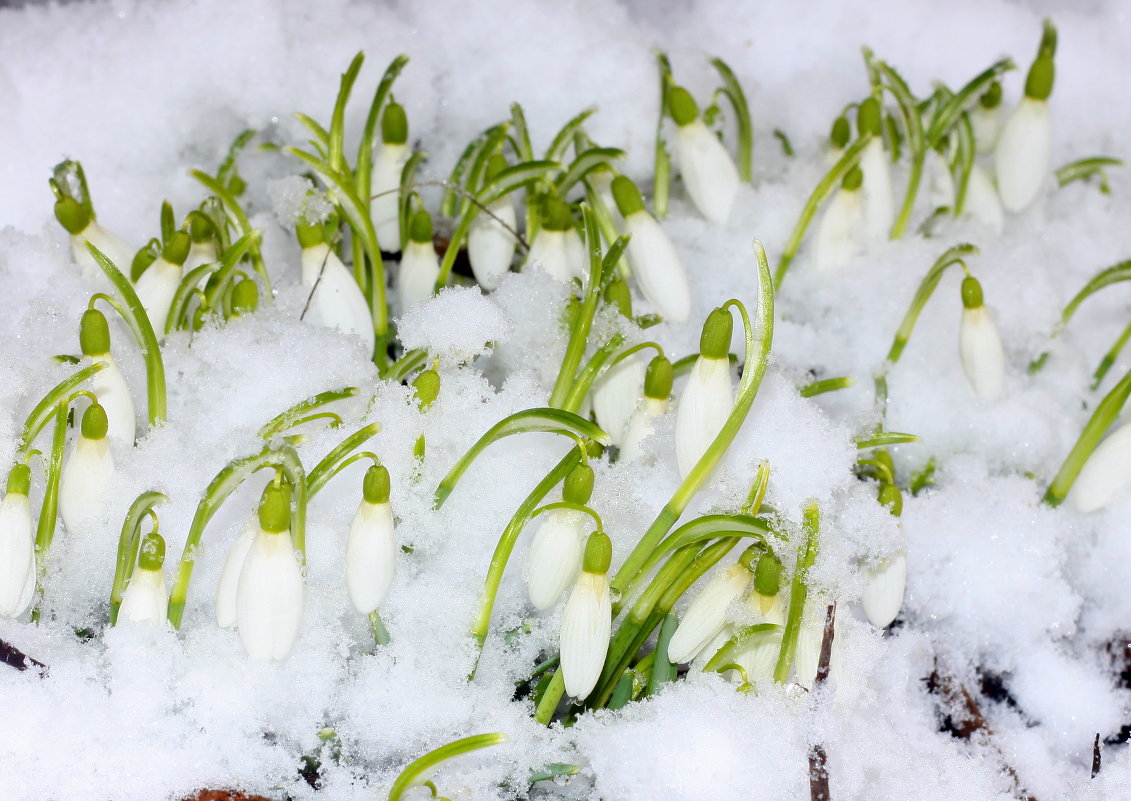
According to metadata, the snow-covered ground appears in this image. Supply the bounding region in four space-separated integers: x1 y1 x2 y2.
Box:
3 1 1131 799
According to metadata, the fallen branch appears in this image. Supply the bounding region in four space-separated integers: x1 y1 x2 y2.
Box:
808 603 836 801
0 637 47 673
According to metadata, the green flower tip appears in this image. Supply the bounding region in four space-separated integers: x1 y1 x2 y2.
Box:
842 165 864 191
610 175 645 217
188 213 212 243
382 99 408 145
363 464 391 504
258 480 293 533
6 463 31 496
296 221 325 250
961 275 984 309
542 196 573 232
667 85 699 126
162 231 191 266
412 368 440 409
409 209 433 244
830 115 851 149
979 80 1002 110
877 482 903 517
699 307 733 360
582 530 612 574
857 97 882 137
1025 54 1055 101
643 355 673 399
231 279 259 314
1039 18 1057 58
138 530 166 571
753 552 782 597
485 153 509 182
131 246 157 282
603 278 633 319
563 463 594 505
81 403 108 440
80 308 111 356
54 196 90 234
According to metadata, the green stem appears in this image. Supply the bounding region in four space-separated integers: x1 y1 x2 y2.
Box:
18 362 106 452
259 387 359 439
653 51 673 218
110 492 167 624
885 243 978 363
709 57 753 183
31 402 68 621
306 422 382 497
190 171 272 296
646 613 679 695
773 502 820 683
534 670 566 725
1092 319 1131 390
369 610 391 646
388 733 509 801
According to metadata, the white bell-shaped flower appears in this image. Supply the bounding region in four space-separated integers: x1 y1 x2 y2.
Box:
524 197 584 284
299 226 376 353
80 309 136 444
813 169 863 273
117 530 168 626
620 355 674 465
346 465 397 615
857 98 894 242
957 276 1005 401
1070 421 1131 513
861 483 906 628
134 231 190 336
236 481 304 661
592 356 645 449
0 465 36 619
611 176 691 323
668 86 739 225
397 210 441 312
54 196 134 281
468 154 517 291
371 100 410 253
527 463 593 610
675 309 735 479
971 80 1003 155
964 164 1005 234
59 403 114 531
668 559 754 664
926 149 956 210
560 531 613 699
731 592 786 684
994 49 1054 213
215 518 257 629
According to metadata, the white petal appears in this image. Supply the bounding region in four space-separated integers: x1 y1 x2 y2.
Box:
675 119 739 224
236 528 304 661
667 565 751 664
861 551 906 628
1070 422 1131 513
731 628 783 684
674 356 734 479
813 188 862 273
468 198 517 290
523 230 583 284
793 613 825 690
371 143 408 252
345 500 396 615
73 222 133 280
994 98 1051 213
133 257 182 336
59 435 113 530
89 354 136 445
624 212 691 323
560 571 611 699
301 244 376 352
216 520 257 629
959 306 1006 401
620 396 671 465
592 354 645 447
0 493 35 618
971 105 1001 155
117 567 168 626
927 150 956 210
184 241 218 272
860 138 894 242
397 240 441 311
526 509 584 611
964 164 1004 234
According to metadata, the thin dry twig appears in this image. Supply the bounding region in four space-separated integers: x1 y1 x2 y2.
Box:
808 603 836 801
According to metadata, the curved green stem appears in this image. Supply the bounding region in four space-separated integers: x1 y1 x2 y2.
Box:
19 362 106 452
885 243 978 363
31 402 68 621
259 387 359 439
388 733 509 801
709 56 753 183
773 502 820 683
110 492 167 624
306 422 382 497
190 171 272 296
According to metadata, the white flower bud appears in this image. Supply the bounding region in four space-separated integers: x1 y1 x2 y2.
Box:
526 509 585 611
72 222 134 281
523 229 585 284
994 97 1051 213
133 256 183 335
964 164 1004 234
926 149 956 210
620 396 671 465
971 104 1001 155
468 197 517 291
301 243 376 353
117 565 168 626
372 142 409 252
860 138 894 242
88 353 136 445
675 119 739 224
813 187 863 273
560 569 612 699
0 485 35 619
959 306 1005 401
622 211 691 323
216 519 256 629
237 506 304 661
861 551 906 628
667 563 753 664
1070 421 1131 513
59 431 114 531
675 355 734 479
592 354 645 447
397 239 441 312
730 594 785 684
345 499 396 615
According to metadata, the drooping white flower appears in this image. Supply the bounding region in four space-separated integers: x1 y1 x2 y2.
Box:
236 482 304 661
963 164 1004 234
668 86 739 224
957 276 1005 401
592 356 645 448
134 231 192 336
0 465 36 619
611 175 691 323
184 239 218 273
80 308 136 444
560 530 613 699
59 403 114 531
1070 421 1131 513
862 552 907 628
971 80 1003 155
731 592 786 684
215 518 256 629
371 99 410 253
857 98 894 242
346 465 397 615
621 356 674 465
813 168 863 273
675 308 735 479
523 197 584 284
397 210 441 312
117 530 168 626
468 154 517 291
299 226 376 353
54 195 134 281
994 46 1055 213
668 560 754 664
926 149 956 210
528 463 593 611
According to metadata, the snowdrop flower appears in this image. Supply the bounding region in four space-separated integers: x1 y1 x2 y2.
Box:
371 99 410 252
964 164 1005 234
958 276 1005 401
668 85 739 224
1069 421 1131 513
793 606 827 690
860 483 906 628
0 465 35 619
117 530 168 626
824 114 851 166
54 196 134 281
298 221 376 353
731 553 785 683
236 481 304 661
971 80 1003 155
523 197 584 284
397 210 440 311
621 355 674 464
675 308 735 479
184 215 219 272
668 548 756 664
560 530 612 699
468 154 517 291
858 97 894 242
611 175 691 323
215 518 256 629
813 166 863 272
80 308 136 444
59 403 114 531
527 463 592 610
346 465 396 615
590 281 645 446
230 278 259 317
926 147 956 210
995 30 1055 212
134 231 190 335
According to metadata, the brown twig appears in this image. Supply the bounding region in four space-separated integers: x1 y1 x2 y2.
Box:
808 603 836 801
0 637 47 674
